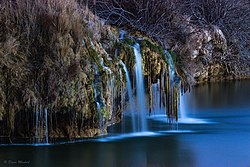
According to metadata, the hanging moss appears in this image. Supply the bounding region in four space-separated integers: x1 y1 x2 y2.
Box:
168 50 178 65
123 36 135 46
101 107 109 120
111 41 136 78
139 39 167 63
119 64 127 81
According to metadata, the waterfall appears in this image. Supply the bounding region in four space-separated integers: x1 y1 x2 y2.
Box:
100 58 112 74
39 105 43 142
96 102 104 132
45 107 48 144
179 89 187 119
120 61 136 132
35 105 39 142
119 30 126 40
89 37 95 48
165 51 175 84
93 81 104 133
133 43 148 131
165 50 181 121
114 49 118 57
152 79 161 112
34 105 49 144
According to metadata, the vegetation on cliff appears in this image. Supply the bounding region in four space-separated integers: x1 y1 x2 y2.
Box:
0 0 127 142
0 0 179 143
85 0 250 84
1 0 249 143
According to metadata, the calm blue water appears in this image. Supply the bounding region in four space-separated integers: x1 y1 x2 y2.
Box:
1 81 250 167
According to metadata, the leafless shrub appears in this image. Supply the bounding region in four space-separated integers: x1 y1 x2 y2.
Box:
81 0 250 57
80 0 182 45
179 0 250 56
0 0 94 133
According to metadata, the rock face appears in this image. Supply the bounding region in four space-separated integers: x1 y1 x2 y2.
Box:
1 0 248 144
172 16 250 85
172 18 231 84
187 25 227 60
0 1 178 143
0 1 127 143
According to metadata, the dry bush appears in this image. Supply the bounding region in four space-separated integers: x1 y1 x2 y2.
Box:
80 0 182 45
0 0 95 134
179 0 250 56
82 0 250 57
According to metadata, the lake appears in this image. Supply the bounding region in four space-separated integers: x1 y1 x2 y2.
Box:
1 81 250 167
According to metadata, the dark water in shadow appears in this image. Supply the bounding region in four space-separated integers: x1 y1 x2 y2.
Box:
1 81 250 167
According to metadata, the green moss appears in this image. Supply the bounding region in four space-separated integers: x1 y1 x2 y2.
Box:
101 107 109 120
111 41 135 76
139 39 167 64
168 50 177 64
103 55 112 68
119 64 126 81
90 86 95 102
123 36 135 46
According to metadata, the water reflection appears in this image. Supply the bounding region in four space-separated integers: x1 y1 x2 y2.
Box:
0 137 195 167
1 81 250 167
187 81 250 109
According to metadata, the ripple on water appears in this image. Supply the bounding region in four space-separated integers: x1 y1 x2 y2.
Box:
178 118 216 124
149 114 216 124
96 131 161 142
158 130 195 134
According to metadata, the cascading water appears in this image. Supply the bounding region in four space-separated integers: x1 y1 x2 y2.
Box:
45 107 48 144
96 102 104 132
35 105 49 144
165 51 175 84
39 105 43 141
165 50 181 122
119 30 126 40
179 91 187 119
133 43 148 131
114 49 118 57
120 61 136 132
120 68 126 133
153 79 161 111
165 50 189 121
89 37 95 48
151 79 165 116
35 105 39 142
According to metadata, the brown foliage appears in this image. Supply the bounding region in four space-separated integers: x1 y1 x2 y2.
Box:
83 0 250 56
180 0 250 56
81 0 182 44
0 0 97 135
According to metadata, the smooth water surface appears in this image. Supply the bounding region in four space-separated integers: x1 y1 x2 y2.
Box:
1 81 250 167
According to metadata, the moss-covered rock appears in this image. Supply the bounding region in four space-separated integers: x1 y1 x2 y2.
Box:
0 1 124 142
